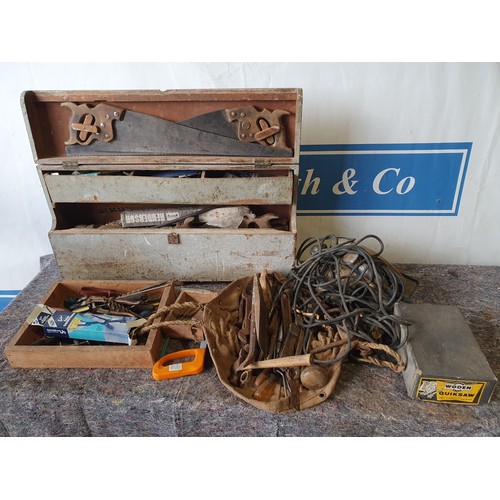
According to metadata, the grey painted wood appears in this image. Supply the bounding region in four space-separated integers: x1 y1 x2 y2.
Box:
44 173 293 205
49 229 296 281
26 89 302 281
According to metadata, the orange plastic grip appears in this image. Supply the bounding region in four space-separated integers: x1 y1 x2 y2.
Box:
152 342 207 381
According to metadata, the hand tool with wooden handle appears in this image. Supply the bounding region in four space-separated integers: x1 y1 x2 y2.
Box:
239 353 313 371
253 375 280 402
300 365 329 390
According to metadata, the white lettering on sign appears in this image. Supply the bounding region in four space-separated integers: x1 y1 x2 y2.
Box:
332 168 358 195
300 168 321 196
373 168 416 195
299 167 417 197
298 144 471 215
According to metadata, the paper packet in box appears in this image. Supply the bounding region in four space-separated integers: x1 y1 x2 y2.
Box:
120 207 203 227
198 206 254 228
27 304 145 345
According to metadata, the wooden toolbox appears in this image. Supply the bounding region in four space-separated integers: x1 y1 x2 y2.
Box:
5 280 176 368
6 88 302 368
21 88 303 281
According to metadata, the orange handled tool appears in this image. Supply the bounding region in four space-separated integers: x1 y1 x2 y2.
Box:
152 341 207 381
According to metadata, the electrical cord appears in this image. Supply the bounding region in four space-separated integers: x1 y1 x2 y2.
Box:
276 234 412 366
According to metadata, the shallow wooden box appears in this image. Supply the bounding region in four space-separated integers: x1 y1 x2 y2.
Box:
5 280 175 368
162 288 218 342
22 88 302 281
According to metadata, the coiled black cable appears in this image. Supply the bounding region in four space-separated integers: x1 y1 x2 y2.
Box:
277 234 412 365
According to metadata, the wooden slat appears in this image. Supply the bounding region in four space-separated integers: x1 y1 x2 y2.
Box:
45 172 293 205
26 88 300 103
38 157 296 168
49 229 296 281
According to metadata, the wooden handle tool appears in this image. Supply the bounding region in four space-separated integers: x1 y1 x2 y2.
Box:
239 353 313 371
253 376 279 402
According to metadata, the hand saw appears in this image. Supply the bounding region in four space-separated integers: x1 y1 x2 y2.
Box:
62 102 293 157
152 341 207 380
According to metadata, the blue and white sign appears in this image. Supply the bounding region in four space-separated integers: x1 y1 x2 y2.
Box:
298 143 472 216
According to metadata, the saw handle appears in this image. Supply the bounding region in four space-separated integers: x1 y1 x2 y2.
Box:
225 106 289 149
152 341 207 381
62 102 124 146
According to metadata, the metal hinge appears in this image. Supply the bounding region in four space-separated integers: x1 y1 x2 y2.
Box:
62 159 79 169
253 159 273 169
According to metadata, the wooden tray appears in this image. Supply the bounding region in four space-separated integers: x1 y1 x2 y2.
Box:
5 280 175 368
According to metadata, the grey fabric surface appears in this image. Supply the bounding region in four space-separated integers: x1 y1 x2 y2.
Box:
0 255 498 437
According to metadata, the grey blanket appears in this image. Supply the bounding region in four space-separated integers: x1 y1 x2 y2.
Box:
0 256 498 436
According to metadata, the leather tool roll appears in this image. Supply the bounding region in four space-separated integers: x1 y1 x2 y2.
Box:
203 271 343 412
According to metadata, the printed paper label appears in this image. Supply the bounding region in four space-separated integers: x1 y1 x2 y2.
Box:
168 363 183 372
417 378 485 404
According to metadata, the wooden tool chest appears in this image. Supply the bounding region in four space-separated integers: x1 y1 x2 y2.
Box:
22 88 303 281
6 88 301 368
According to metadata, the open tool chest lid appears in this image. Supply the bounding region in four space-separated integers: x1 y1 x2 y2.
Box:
21 88 302 169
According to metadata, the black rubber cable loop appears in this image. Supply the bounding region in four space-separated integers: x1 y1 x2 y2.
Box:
274 233 409 365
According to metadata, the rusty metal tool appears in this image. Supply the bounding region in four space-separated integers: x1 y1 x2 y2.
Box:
239 213 280 229
78 286 119 297
63 103 293 157
177 105 289 149
277 323 302 408
229 281 256 386
115 281 171 304
253 275 268 358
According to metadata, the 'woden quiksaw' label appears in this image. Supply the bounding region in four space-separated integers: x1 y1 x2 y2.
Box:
417 378 486 405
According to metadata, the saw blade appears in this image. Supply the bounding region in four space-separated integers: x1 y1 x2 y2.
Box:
66 110 292 157
179 110 238 140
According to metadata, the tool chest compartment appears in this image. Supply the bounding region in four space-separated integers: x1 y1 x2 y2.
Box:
48 228 296 281
23 88 302 281
5 280 175 368
42 169 294 205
